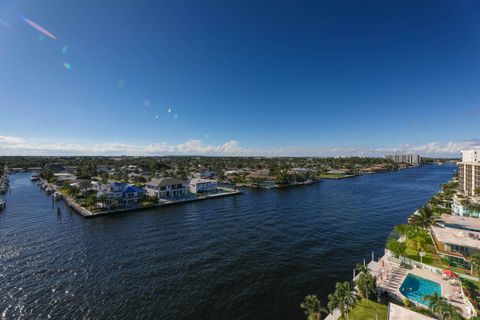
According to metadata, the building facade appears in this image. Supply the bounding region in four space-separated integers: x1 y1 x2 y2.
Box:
452 198 480 218
145 178 186 198
97 182 145 208
458 150 480 196
384 154 421 165
188 178 218 193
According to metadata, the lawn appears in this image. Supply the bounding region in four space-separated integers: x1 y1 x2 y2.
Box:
405 241 472 275
345 299 388 320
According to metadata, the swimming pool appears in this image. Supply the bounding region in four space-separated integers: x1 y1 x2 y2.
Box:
400 274 442 306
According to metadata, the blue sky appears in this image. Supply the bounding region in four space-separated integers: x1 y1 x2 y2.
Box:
0 0 479 156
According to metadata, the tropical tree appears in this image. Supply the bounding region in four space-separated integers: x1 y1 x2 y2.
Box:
409 205 437 229
423 292 442 313
355 263 369 275
424 293 461 320
327 282 356 320
406 227 429 253
355 272 376 304
435 300 461 320
79 180 92 193
386 238 406 258
300 294 328 320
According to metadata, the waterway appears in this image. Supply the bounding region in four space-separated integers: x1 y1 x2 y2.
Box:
0 164 455 319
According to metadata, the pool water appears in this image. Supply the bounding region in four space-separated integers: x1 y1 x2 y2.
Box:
400 274 442 306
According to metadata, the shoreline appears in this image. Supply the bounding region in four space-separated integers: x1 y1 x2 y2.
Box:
38 178 242 218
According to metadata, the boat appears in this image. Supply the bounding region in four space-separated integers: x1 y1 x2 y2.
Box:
0 200 5 210
52 192 62 200
45 187 54 194
30 172 40 181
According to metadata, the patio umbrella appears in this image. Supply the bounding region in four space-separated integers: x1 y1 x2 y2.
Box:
442 269 458 278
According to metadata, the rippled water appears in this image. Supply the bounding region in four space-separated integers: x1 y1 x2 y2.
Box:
0 165 454 320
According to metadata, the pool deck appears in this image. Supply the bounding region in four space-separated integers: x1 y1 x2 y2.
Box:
369 253 474 318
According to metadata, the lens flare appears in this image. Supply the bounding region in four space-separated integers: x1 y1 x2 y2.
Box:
155 115 159 119
167 108 172 113
143 99 150 107
173 114 179 120
63 62 72 70
62 45 68 54
22 17 57 40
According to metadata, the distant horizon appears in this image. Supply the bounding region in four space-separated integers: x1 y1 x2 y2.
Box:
0 134 479 158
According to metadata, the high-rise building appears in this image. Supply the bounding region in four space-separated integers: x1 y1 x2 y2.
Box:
384 154 421 165
458 150 480 196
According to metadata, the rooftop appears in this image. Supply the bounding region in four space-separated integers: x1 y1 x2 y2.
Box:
146 178 184 187
431 225 480 249
388 303 435 320
123 185 144 193
189 178 216 184
438 214 480 232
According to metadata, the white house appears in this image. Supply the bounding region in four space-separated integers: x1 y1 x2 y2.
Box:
188 178 218 194
96 182 146 208
145 178 186 198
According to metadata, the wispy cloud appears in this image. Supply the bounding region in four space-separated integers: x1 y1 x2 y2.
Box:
0 135 478 157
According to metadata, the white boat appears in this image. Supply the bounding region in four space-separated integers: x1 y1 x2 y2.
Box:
0 200 5 210
31 172 40 180
52 192 61 200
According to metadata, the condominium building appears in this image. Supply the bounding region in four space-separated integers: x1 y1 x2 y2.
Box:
458 150 480 196
384 154 421 165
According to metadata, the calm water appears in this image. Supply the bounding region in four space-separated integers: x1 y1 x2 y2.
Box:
0 165 454 320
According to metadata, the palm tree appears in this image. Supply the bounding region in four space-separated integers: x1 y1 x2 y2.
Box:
407 228 429 253
300 294 328 320
355 263 369 275
386 238 406 258
409 205 437 229
328 282 356 320
341 282 356 320
471 253 480 276
423 292 442 313
435 300 461 320
355 272 376 305
394 224 412 237
327 291 341 316
424 294 461 320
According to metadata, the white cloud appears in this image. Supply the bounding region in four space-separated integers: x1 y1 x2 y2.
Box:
0 135 478 157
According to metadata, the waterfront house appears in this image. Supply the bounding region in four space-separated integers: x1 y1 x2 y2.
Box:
96 182 145 208
199 170 216 179
188 178 217 194
145 178 186 199
122 185 146 206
